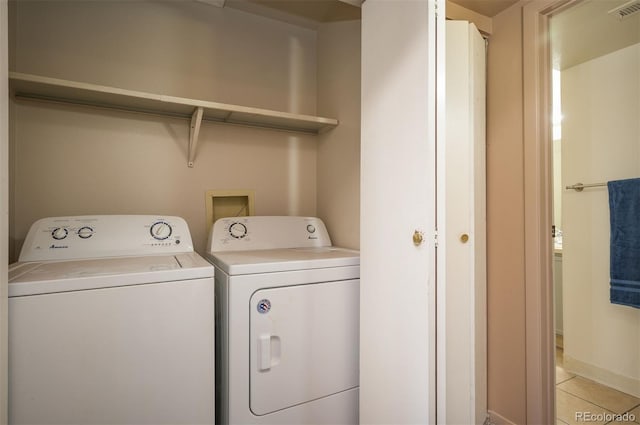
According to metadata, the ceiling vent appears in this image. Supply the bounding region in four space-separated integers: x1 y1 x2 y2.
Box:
608 0 640 20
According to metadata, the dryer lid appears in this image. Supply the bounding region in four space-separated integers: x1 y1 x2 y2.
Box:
207 247 359 275
8 252 214 297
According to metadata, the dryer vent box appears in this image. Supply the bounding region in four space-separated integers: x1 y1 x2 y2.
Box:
205 190 255 234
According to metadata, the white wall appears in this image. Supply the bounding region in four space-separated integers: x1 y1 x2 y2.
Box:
317 20 360 250
562 42 640 396
553 139 562 231
10 0 320 258
552 69 563 232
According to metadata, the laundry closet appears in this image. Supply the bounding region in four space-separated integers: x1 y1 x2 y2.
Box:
7 0 362 261
5 1 491 423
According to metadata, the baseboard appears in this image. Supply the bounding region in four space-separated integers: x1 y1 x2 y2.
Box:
486 410 517 425
564 354 640 398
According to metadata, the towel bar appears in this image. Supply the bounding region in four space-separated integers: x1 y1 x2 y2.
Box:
566 182 607 192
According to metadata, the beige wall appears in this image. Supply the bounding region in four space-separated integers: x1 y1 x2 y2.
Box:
1 0 8 422
9 1 323 259
486 3 527 423
316 20 361 250
12 1 318 114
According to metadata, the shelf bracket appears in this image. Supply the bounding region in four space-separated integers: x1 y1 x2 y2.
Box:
188 106 204 168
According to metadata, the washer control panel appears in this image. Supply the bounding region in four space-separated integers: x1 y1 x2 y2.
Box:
19 215 194 262
208 216 332 252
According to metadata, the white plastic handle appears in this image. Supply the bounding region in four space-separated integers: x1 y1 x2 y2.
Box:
258 334 271 371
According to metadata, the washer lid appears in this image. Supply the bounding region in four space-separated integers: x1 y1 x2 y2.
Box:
8 252 214 297
206 247 360 275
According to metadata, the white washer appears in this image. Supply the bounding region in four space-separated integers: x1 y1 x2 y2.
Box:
9 215 215 425
206 216 360 425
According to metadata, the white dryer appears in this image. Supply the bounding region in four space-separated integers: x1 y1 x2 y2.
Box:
206 216 360 425
8 215 215 425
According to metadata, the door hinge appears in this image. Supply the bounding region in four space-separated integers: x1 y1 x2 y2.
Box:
434 229 439 248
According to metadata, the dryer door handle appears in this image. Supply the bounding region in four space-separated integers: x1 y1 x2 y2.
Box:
257 334 281 371
258 334 271 371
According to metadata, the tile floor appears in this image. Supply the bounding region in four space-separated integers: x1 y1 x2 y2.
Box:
556 336 640 425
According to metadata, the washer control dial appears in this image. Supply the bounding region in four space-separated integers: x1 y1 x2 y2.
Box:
306 224 316 234
229 222 247 239
77 226 94 239
51 227 68 240
150 221 172 240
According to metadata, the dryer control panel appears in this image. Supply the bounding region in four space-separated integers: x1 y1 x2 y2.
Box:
208 216 332 252
19 215 194 262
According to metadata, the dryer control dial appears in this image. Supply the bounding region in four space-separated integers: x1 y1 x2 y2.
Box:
51 227 68 240
229 222 247 239
77 226 94 239
150 221 172 240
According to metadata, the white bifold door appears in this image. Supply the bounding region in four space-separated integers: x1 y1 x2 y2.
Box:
360 1 440 423
360 2 486 423
442 20 487 425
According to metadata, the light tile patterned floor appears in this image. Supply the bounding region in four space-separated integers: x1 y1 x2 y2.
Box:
556 343 640 425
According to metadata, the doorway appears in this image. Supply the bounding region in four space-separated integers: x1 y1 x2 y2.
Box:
550 1 640 422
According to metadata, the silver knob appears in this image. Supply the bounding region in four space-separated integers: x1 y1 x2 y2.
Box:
78 226 94 239
52 228 68 240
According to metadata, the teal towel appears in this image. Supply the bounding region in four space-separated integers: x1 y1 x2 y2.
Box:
608 178 640 309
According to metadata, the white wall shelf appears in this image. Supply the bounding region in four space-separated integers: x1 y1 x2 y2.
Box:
9 72 339 167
